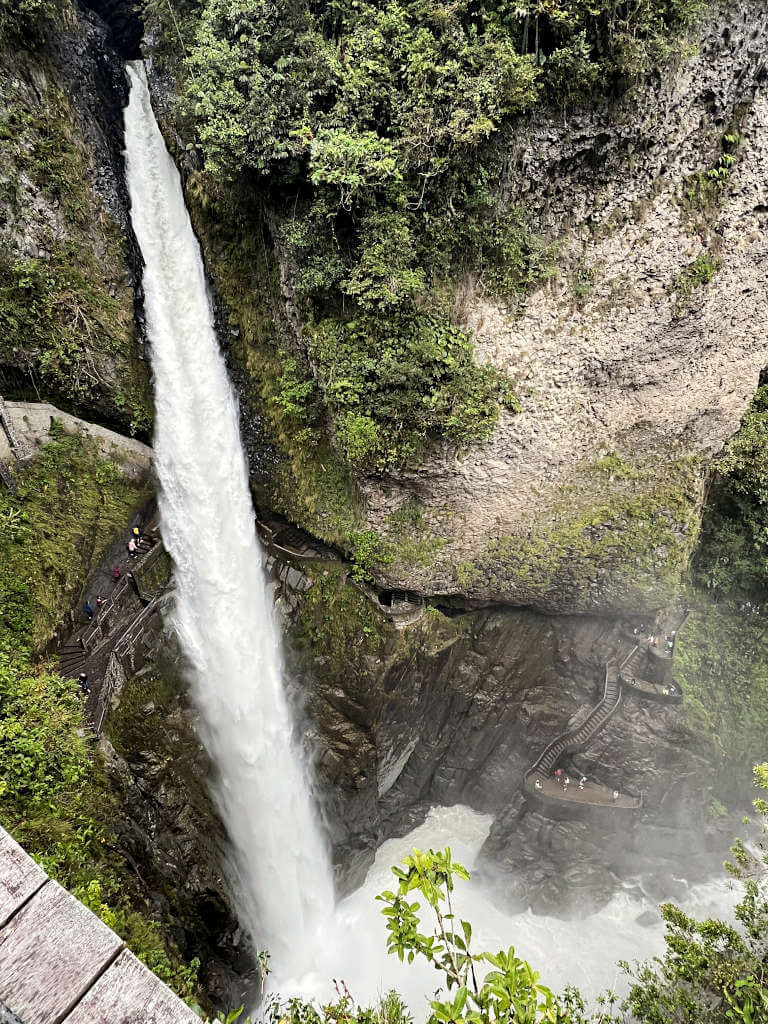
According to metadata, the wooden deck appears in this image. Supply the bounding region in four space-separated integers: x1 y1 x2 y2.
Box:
0 828 198 1024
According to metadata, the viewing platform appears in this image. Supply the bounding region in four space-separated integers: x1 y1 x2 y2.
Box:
525 775 642 814
0 827 198 1024
522 602 689 816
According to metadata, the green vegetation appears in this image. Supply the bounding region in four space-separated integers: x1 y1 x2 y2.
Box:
0 433 204 1004
378 498 450 571
693 384 768 603
456 454 702 609
682 129 745 225
377 847 565 1023
0 47 151 433
672 385 768 763
296 566 386 678
0 427 149 648
311 313 518 472
591 452 639 481
0 648 201 1002
182 177 365 545
178 0 704 472
569 261 596 305
0 0 58 40
670 250 718 316
673 604 768 764
611 764 768 1024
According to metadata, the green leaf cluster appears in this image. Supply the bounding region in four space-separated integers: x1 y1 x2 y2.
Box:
310 312 516 472
377 847 566 1024
181 0 703 471
614 764 768 1024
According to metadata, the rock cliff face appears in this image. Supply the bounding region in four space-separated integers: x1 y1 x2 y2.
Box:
144 2 768 616
134 0 762 920
5 0 762 992
355 0 768 611
102 655 255 1008
0 2 151 431
271 564 739 908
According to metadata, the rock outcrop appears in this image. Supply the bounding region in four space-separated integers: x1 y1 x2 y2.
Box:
1 399 152 481
0 3 151 431
273 565 741 908
102 662 256 1009
354 1 768 611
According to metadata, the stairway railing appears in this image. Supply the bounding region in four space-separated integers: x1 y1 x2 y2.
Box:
526 659 621 780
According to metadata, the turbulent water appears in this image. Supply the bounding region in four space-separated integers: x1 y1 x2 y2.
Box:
285 805 737 1009
122 62 334 975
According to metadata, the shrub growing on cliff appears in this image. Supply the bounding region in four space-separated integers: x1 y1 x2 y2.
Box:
694 384 768 601
0 0 58 40
310 312 517 471
181 0 704 471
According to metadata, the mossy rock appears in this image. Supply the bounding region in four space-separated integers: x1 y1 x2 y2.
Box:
452 453 704 613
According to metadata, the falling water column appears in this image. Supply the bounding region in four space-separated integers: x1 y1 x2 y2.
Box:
122 60 334 977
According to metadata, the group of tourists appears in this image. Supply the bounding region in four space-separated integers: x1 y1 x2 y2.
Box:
545 769 588 793
127 526 142 558
74 524 146 698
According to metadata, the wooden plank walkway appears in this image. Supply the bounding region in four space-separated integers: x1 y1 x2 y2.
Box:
0 834 46 929
0 827 198 1024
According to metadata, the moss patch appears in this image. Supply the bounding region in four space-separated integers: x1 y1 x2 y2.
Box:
292 564 470 692
184 175 364 548
673 601 768 766
0 427 149 650
294 565 387 681
455 454 703 610
669 249 718 317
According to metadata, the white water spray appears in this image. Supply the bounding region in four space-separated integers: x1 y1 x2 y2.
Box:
122 62 334 975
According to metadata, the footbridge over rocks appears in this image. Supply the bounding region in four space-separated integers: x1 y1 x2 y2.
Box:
523 606 689 816
0 827 198 1024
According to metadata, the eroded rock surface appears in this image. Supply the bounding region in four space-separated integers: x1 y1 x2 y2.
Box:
344 2 768 611
277 569 739 909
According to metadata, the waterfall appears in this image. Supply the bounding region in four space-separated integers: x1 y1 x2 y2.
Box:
122 61 335 977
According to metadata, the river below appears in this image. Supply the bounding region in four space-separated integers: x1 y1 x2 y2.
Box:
276 804 736 1012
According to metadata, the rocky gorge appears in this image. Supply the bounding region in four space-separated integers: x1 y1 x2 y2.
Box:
1 0 767 1015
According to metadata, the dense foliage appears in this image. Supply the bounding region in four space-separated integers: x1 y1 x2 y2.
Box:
672 386 768 765
181 0 705 472
0 432 201 1002
0 647 201 999
612 764 768 1024
311 312 519 470
0 30 152 433
0 0 58 39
